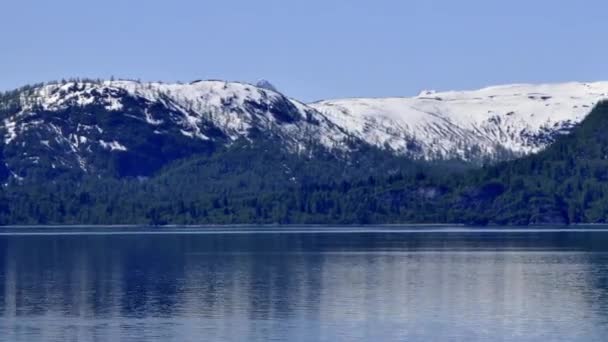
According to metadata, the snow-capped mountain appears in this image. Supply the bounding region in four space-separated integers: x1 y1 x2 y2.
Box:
19 80 347 147
0 80 349 178
311 82 608 160
1 79 607 180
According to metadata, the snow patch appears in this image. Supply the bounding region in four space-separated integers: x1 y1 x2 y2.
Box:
99 140 127 151
3 119 17 144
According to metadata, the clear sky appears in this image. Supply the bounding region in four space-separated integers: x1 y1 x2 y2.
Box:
2 0 607 101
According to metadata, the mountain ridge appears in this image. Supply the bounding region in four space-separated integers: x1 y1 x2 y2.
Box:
1 78 607 181
311 81 608 160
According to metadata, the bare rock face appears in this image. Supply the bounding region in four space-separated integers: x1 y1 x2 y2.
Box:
255 79 279 93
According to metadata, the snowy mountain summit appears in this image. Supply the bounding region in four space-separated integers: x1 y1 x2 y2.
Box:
311 82 608 161
0 80 348 178
0 79 607 179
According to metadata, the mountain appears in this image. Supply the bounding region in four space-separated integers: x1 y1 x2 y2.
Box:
311 82 608 161
1 79 607 183
0 84 607 225
0 80 350 180
5 99 608 226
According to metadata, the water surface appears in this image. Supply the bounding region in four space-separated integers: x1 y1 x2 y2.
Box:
0 227 607 341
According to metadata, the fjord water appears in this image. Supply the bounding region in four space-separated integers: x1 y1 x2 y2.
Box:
0 228 608 341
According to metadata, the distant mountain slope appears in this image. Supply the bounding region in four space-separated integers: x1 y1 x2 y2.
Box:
311 82 608 161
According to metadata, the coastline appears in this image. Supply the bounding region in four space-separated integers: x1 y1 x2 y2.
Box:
0 224 607 236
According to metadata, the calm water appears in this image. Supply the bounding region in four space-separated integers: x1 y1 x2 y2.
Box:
0 227 608 341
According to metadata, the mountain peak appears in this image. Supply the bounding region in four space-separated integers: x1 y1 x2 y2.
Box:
255 79 279 93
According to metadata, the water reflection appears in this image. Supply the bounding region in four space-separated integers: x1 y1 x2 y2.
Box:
0 231 606 341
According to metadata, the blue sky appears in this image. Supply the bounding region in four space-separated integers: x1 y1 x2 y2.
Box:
1 0 607 101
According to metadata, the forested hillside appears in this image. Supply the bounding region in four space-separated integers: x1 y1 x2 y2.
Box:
0 139 459 225
1 81 608 225
452 100 608 225
0 101 603 226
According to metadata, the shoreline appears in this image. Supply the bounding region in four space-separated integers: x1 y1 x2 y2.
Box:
0 224 607 236
0 223 606 229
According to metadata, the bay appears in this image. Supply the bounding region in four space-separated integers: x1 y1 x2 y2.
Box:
0 227 607 341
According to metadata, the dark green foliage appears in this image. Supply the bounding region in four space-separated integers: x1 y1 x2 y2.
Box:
448 101 608 225
0 136 461 225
